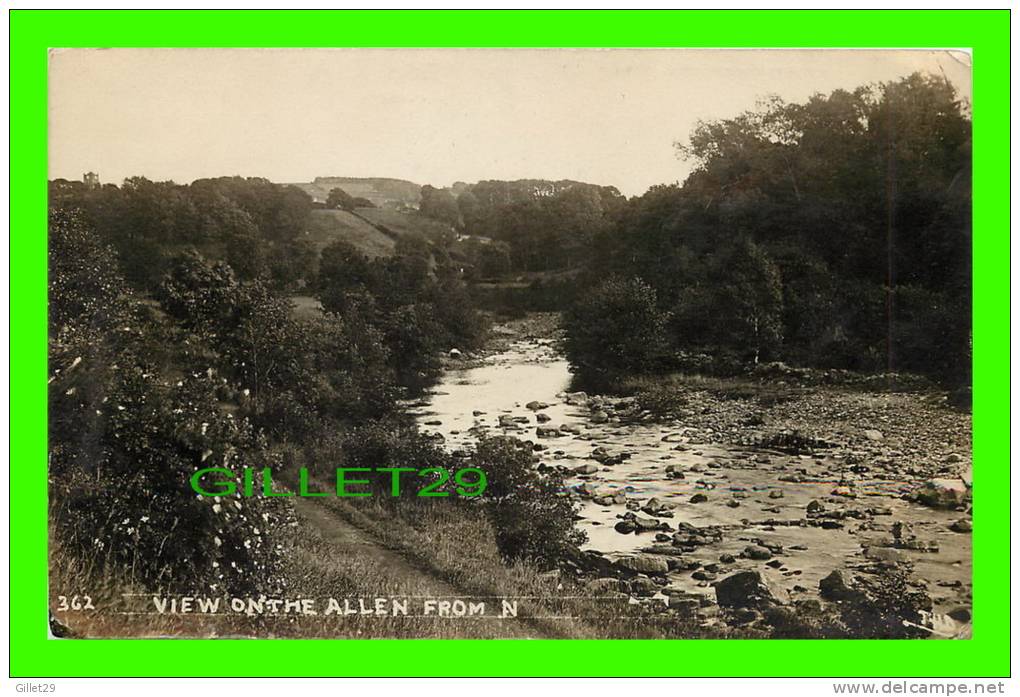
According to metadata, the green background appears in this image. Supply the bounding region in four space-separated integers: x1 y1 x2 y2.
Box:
9 9 1011 677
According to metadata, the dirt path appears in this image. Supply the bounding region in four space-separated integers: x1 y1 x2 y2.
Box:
291 497 545 638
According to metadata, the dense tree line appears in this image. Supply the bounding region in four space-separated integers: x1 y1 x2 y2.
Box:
419 179 627 272
49 176 318 290
568 73 971 387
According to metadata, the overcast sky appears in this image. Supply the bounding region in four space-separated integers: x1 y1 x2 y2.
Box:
49 48 971 197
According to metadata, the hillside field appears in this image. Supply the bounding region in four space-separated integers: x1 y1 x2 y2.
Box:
355 207 455 242
302 209 396 258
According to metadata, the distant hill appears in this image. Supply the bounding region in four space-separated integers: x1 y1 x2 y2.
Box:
289 177 422 209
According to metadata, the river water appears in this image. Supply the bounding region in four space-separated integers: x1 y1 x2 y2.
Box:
409 334 972 634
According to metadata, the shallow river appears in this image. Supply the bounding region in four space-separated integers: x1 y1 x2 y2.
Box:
410 336 972 632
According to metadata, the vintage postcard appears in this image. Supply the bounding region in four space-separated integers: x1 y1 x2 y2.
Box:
47 48 972 639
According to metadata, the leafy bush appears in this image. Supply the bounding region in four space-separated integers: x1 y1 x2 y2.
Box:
341 422 449 487
315 240 487 386
50 360 293 594
470 437 585 567
326 187 358 211
563 276 670 386
155 250 244 331
48 209 129 335
49 214 294 594
633 385 688 417
426 272 488 351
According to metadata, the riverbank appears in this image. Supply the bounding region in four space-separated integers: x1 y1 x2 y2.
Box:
415 312 973 638
440 311 564 369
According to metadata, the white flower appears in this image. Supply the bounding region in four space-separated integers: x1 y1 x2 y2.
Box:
213 536 222 546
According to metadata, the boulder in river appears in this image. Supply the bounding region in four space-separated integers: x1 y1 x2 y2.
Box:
914 478 970 508
744 544 773 561
864 546 907 564
642 497 677 516
628 577 660 597
819 569 857 601
947 607 972 623
949 518 973 533
715 571 779 609
536 426 562 438
615 555 670 575
614 520 637 535
632 515 665 531
526 400 550 411
564 391 588 406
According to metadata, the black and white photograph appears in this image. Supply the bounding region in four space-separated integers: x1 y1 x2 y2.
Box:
47 47 973 640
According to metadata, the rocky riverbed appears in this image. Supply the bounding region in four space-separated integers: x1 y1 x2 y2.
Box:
410 315 973 638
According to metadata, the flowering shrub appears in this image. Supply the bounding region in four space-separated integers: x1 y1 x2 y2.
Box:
49 212 293 595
